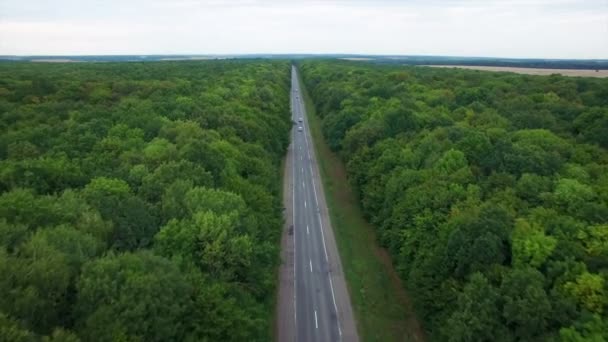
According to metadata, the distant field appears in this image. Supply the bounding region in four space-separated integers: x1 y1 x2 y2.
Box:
426 65 608 77
160 56 223 61
31 59 77 62
340 57 374 61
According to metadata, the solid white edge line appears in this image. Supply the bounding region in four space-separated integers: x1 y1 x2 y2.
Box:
311 175 319 206
291 68 298 342
328 277 342 336
317 213 330 263
298 68 343 339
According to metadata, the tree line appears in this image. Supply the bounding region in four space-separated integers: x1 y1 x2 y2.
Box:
0 60 291 341
299 60 608 341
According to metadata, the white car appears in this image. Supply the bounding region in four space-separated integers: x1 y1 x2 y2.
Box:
297 126 303 132
298 118 303 122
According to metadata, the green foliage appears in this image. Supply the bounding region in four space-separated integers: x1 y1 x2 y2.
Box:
300 60 608 340
512 218 557 268
564 272 607 314
155 211 253 282
560 313 608 341
0 312 34 342
444 273 509 342
500 268 552 340
0 60 291 340
76 251 193 342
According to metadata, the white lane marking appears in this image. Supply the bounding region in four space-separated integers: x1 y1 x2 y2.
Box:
307 225 309 235
302 167 303 174
304 200 307 208
313 177 342 336
300 94 330 261
296 75 343 338
302 121 312 161
291 69 298 337
302 181 305 189
309 259 313 273
317 212 330 262
314 310 318 329
311 170 319 206
329 278 342 336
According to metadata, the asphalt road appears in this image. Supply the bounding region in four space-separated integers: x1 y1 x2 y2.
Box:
285 66 358 342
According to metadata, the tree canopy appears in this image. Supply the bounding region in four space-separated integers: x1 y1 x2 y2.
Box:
300 60 608 341
0 60 291 340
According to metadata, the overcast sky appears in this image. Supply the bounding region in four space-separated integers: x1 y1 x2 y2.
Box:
0 0 606 58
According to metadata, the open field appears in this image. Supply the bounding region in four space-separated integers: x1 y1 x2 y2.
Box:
31 59 78 62
160 56 223 61
340 58 374 61
426 65 608 77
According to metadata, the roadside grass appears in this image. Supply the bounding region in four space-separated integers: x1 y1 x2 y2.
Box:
297 70 426 342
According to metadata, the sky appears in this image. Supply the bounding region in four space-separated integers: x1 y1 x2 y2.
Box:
0 0 607 59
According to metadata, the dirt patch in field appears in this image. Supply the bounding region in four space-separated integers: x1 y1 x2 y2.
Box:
425 65 608 78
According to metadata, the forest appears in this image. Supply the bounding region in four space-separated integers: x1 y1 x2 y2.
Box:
0 60 291 341
300 60 608 341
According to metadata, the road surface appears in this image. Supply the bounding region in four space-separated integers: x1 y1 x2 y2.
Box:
277 66 358 342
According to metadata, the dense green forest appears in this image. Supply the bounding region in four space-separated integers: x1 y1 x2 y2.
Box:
0 60 291 341
300 61 608 341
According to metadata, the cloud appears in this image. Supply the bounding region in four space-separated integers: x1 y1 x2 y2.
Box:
0 0 606 58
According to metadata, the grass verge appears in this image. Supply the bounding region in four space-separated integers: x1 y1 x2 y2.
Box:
296 69 426 342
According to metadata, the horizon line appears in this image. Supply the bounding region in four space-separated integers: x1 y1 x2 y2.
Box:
1 53 607 61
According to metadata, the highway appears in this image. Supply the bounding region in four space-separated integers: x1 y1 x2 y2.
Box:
285 65 358 342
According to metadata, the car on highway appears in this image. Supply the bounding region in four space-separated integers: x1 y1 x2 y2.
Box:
297 126 303 132
298 118 303 122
